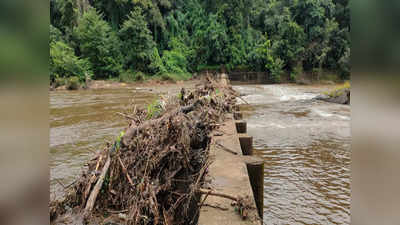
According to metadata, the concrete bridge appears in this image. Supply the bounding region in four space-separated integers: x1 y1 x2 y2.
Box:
198 108 264 225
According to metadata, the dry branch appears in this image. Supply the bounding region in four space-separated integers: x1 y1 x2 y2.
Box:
198 189 238 202
117 156 134 186
215 141 238 155
84 154 111 217
201 203 229 211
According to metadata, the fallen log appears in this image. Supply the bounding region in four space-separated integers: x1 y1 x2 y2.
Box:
82 155 103 205
84 154 111 217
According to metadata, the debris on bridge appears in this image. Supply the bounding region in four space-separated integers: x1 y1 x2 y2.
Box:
50 76 251 225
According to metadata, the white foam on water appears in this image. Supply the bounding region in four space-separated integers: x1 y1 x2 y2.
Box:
263 85 317 102
313 109 350 120
248 121 286 129
279 93 316 101
237 94 266 104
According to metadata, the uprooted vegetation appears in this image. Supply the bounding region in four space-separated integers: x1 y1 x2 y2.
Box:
50 77 253 225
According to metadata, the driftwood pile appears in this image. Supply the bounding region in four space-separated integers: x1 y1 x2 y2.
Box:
50 76 246 225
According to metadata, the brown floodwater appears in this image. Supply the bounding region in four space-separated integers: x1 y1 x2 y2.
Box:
50 86 157 199
50 81 196 200
233 84 350 225
50 82 350 225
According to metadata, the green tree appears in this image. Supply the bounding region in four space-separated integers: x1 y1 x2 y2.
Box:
50 25 63 43
161 38 193 74
256 34 283 82
50 41 93 83
119 7 164 74
74 8 123 79
50 0 350 80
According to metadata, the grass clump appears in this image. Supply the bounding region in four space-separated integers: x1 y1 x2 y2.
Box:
146 99 163 119
324 81 350 97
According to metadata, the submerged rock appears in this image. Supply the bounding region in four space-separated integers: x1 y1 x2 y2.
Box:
314 88 350 105
314 94 330 101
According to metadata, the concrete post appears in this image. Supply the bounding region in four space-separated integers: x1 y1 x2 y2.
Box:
235 120 247 133
243 156 264 220
239 134 253 156
234 111 243 120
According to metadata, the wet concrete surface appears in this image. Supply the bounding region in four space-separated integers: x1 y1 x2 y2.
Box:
199 114 260 225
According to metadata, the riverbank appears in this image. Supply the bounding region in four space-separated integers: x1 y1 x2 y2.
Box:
51 78 193 91
51 77 346 92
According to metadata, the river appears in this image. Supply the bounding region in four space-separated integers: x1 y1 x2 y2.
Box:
233 84 350 225
50 82 194 199
50 82 350 224
50 86 156 199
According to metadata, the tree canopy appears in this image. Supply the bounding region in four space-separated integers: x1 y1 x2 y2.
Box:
50 0 350 82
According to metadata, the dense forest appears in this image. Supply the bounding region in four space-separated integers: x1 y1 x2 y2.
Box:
50 0 350 85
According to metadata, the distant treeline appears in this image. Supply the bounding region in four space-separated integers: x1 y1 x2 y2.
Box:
50 0 350 84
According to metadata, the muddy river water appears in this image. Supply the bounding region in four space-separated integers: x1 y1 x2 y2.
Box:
50 83 350 224
234 84 350 225
50 86 156 198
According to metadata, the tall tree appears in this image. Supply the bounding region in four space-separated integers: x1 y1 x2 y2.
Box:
119 7 164 74
74 8 123 79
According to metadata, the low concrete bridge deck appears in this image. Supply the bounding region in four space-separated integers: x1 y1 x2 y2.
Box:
198 114 262 225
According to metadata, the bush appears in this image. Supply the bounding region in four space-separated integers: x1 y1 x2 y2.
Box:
162 50 188 74
196 65 221 72
66 76 80 90
338 47 350 79
50 41 93 84
74 8 123 79
119 71 135 83
290 62 303 81
148 48 166 74
256 33 283 83
119 71 146 82
268 58 284 83
159 73 191 81
134 72 145 81
54 76 66 88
